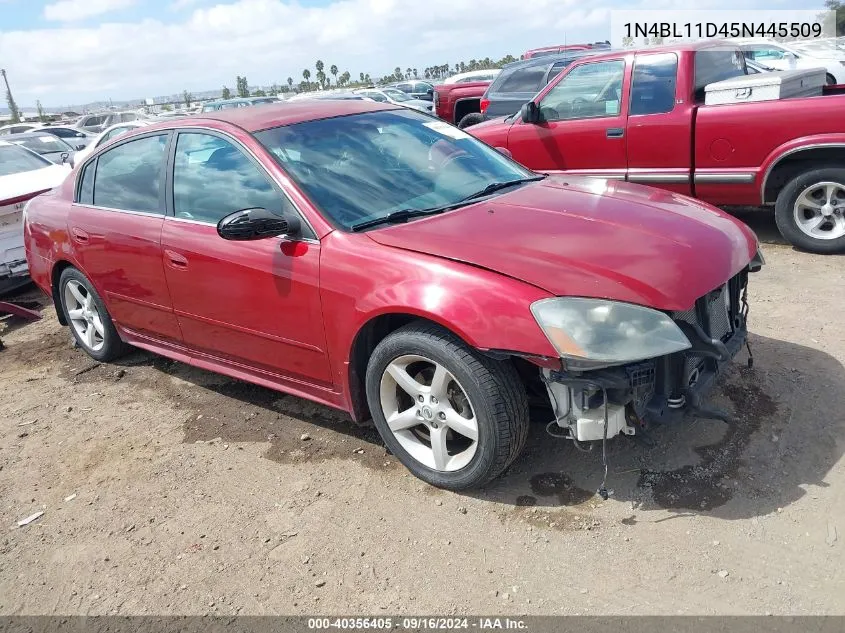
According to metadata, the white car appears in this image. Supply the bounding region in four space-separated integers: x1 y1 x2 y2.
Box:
736 39 845 84
71 120 152 167
442 69 501 84
0 123 44 136
0 141 70 294
353 88 434 112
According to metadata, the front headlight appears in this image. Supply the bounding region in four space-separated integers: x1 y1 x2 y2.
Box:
530 297 691 370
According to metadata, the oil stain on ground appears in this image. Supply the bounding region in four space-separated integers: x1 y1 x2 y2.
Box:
638 370 778 511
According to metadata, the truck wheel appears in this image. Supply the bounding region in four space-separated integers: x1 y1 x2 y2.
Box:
775 168 845 254
365 321 529 490
457 113 485 129
826 73 837 85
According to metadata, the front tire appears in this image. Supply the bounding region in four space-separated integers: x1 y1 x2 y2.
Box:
774 168 845 254
58 267 129 362
365 321 529 490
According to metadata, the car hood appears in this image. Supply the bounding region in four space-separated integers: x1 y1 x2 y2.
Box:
366 176 758 311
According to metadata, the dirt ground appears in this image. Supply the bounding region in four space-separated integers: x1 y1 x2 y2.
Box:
0 210 843 616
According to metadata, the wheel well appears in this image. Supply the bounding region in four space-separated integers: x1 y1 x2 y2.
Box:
50 260 75 325
764 147 845 204
453 98 480 125
346 313 541 422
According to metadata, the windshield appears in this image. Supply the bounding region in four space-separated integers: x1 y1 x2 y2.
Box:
383 89 411 102
0 144 53 176
255 109 534 230
10 135 69 155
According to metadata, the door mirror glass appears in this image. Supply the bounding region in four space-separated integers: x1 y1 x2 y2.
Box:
217 207 301 241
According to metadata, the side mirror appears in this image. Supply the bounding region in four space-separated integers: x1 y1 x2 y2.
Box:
60 152 70 164
75 143 86 150
520 101 540 124
217 207 301 241
495 146 513 158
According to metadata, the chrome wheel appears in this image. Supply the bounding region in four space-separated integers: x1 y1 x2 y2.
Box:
793 181 845 241
379 354 478 472
64 279 105 352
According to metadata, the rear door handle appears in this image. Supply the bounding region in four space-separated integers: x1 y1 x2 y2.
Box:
70 227 89 243
606 128 624 138
164 249 188 270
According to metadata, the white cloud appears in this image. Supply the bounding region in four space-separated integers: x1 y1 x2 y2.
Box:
170 0 202 10
4 0 771 105
43 0 135 22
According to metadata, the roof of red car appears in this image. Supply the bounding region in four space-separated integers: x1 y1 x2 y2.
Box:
187 99 399 132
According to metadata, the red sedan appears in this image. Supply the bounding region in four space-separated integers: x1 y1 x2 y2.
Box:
24 101 762 490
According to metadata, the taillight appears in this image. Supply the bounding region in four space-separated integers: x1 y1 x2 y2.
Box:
480 98 490 113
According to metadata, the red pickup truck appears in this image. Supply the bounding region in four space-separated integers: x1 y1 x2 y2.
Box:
433 81 491 129
469 40 845 254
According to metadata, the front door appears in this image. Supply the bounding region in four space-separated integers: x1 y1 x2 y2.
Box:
160 130 332 386
68 132 181 340
507 58 629 179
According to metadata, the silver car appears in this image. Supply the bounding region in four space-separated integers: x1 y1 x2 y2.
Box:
354 88 433 112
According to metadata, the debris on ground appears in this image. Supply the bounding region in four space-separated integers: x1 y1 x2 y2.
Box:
17 511 45 527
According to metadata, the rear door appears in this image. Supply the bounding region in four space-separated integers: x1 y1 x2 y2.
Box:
68 132 181 341
507 58 629 178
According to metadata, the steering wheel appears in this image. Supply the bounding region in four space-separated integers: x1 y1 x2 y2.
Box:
571 97 589 115
438 151 475 173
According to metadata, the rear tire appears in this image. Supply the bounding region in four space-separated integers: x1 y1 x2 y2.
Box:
457 112 485 129
365 321 529 490
774 167 845 254
826 73 837 86
58 267 129 362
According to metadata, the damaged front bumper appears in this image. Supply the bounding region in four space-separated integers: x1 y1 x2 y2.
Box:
542 265 754 443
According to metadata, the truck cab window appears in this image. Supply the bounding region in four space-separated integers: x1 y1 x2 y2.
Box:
630 53 678 116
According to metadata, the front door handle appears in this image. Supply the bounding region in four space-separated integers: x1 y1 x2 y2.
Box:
70 227 89 243
606 127 624 138
164 249 188 270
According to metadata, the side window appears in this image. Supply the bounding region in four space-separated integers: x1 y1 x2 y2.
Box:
539 60 625 121
77 160 95 205
367 92 388 102
498 66 547 94
93 134 168 213
630 53 678 116
172 132 289 224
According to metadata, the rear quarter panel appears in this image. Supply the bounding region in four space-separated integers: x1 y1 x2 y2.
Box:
435 82 491 123
693 95 845 205
24 181 79 295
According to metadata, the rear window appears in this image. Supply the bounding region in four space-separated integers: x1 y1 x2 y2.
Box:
694 49 746 102
0 144 52 176
494 65 547 94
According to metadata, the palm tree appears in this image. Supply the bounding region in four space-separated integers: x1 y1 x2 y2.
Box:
394 67 402 81
413 68 418 78
302 69 311 89
287 77 294 91
330 64 338 84
359 72 365 84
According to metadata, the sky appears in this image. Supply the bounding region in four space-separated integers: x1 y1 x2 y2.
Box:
0 0 824 107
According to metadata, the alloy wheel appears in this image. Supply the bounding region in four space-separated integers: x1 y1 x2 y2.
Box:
793 181 845 241
64 279 106 352
379 354 478 472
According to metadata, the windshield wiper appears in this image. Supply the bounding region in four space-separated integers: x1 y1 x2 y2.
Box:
459 175 546 202
350 203 465 232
